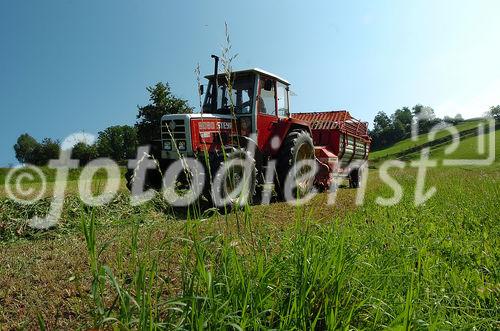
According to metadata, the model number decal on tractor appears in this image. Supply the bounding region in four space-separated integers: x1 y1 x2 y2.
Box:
198 121 231 131
217 122 232 130
199 122 216 130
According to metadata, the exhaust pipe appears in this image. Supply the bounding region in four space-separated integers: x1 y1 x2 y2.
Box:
211 54 219 113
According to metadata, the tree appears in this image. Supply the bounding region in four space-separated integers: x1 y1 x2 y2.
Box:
135 82 193 144
391 119 406 141
392 107 413 132
33 138 60 165
72 142 98 165
444 114 464 124
412 104 439 133
370 112 392 149
488 105 500 120
96 125 138 163
13 133 39 164
370 104 444 151
373 111 391 133
13 134 60 165
412 104 436 120
443 115 454 123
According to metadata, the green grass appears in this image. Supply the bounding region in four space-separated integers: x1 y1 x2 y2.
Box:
370 119 488 160
373 127 500 168
414 128 500 161
1 165 499 329
0 166 128 198
1 124 499 329
0 167 81 184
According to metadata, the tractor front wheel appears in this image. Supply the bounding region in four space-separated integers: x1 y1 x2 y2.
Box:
125 160 164 192
208 148 257 209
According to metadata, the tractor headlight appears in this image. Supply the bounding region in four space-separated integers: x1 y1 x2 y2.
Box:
163 140 172 151
177 140 186 151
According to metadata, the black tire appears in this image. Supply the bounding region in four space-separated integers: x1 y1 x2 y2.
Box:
125 162 163 192
348 169 359 188
209 148 257 208
276 129 315 200
125 168 134 191
348 165 366 189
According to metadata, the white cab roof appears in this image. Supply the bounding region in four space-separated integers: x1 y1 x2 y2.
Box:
205 68 290 85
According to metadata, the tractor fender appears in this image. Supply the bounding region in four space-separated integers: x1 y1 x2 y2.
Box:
268 119 312 157
288 123 312 135
286 117 312 134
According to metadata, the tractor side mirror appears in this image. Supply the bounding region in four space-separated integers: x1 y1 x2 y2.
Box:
264 79 273 91
199 84 204 95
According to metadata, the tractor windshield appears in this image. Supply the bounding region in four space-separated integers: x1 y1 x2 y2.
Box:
203 75 255 115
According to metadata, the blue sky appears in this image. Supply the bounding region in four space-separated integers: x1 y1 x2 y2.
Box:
1 0 500 166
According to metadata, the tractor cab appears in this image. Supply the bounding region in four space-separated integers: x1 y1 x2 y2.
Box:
201 67 292 152
159 55 309 163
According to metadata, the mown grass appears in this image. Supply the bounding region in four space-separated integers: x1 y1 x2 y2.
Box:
369 119 486 160
1 164 499 329
0 167 85 184
368 120 500 175
0 167 127 199
412 128 500 161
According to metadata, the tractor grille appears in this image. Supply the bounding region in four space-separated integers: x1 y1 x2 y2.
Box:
161 119 186 140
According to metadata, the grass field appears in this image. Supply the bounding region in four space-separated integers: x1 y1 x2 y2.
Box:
409 128 500 162
0 167 127 199
369 119 494 161
0 126 499 329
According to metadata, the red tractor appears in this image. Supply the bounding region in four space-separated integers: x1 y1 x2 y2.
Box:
127 55 371 205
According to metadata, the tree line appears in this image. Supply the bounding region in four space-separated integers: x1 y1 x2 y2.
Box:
13 82 192 166
12 82 500 164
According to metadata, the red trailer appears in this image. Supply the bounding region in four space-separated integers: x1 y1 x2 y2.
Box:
292 111 371 189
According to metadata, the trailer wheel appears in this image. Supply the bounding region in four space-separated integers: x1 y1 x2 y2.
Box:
348 165 366 189
209 148 257 208
348 169 359 188
276 129 315 200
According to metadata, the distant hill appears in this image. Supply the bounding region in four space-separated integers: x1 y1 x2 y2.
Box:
370 119 499 163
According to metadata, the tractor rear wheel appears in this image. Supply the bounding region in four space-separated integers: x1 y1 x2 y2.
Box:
276 129 315 201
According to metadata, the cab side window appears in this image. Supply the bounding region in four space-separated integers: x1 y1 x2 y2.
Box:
258 78 276 116
277 82 289 117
